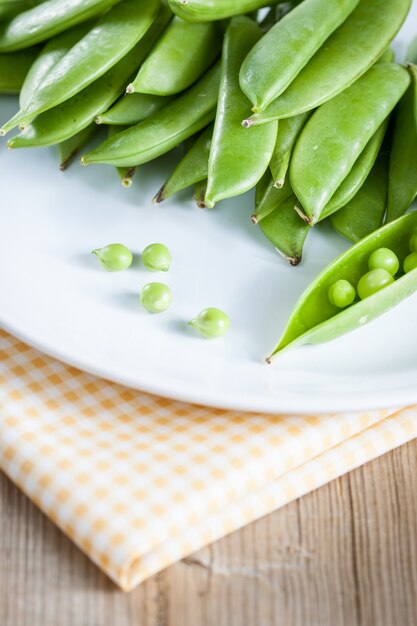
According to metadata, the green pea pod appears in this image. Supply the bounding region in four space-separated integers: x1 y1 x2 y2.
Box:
290 63 410 225
407 36 417 65
194 179 207 208
252 176 292 223
244 0 410 126
254 169 271 213
0 0 46 21
81 61 220 168
19 22 91 109
0 0 122 51
59 123 98 171
239 0 359 113
168 0 280 22
107 125 137 187
267 212 417 359
0 47 37 93
319 117 388 221
205 17 277 208
269 111 311 188
6 18 171 149
331 152 388 243
128 18 222 96
96 93 173 126
154 123 212 203
386 65 417 223
378 47 395 63
1 0 161 134
259 193 309 265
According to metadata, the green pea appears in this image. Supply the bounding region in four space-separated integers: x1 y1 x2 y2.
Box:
409 232 417 253
368 248 399 276
188 308 230 339
141 283 172 314
328 280 356 309
357 268 394 300
403 252 417 274
142 244 172 272
91 244 133 272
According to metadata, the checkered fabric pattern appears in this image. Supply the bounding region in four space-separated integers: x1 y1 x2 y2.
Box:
1 329 416 591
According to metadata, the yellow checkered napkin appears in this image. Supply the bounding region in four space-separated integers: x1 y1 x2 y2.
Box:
1 329 416 591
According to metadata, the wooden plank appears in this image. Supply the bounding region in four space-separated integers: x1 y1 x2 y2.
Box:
1 440 417 626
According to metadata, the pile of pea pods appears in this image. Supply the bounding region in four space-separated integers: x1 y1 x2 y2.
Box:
1 0 417 355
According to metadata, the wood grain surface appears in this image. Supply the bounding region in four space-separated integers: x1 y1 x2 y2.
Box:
1 441 417 626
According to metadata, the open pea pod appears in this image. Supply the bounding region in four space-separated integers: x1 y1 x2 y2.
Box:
0 47 38 92
386 64 417 223
331 152 388 243
0 0 122 51
154 123 212 203
290 63 409 224
267 212 417 359
168 0 280 22
81 61 220 167
205 16 277 208
244 0 411 125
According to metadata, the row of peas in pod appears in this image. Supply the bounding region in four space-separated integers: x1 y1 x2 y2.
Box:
0 0 416 357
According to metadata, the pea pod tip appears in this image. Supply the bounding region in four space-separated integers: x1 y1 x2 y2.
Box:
250 214 258 224
241 118 252 129
126 84 135 95
273 179 285 189
153 187 165 204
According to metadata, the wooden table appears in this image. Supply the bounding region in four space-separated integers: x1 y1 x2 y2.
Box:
1 440 417 626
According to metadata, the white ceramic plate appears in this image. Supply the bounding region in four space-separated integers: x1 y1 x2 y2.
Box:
1 7 417 414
